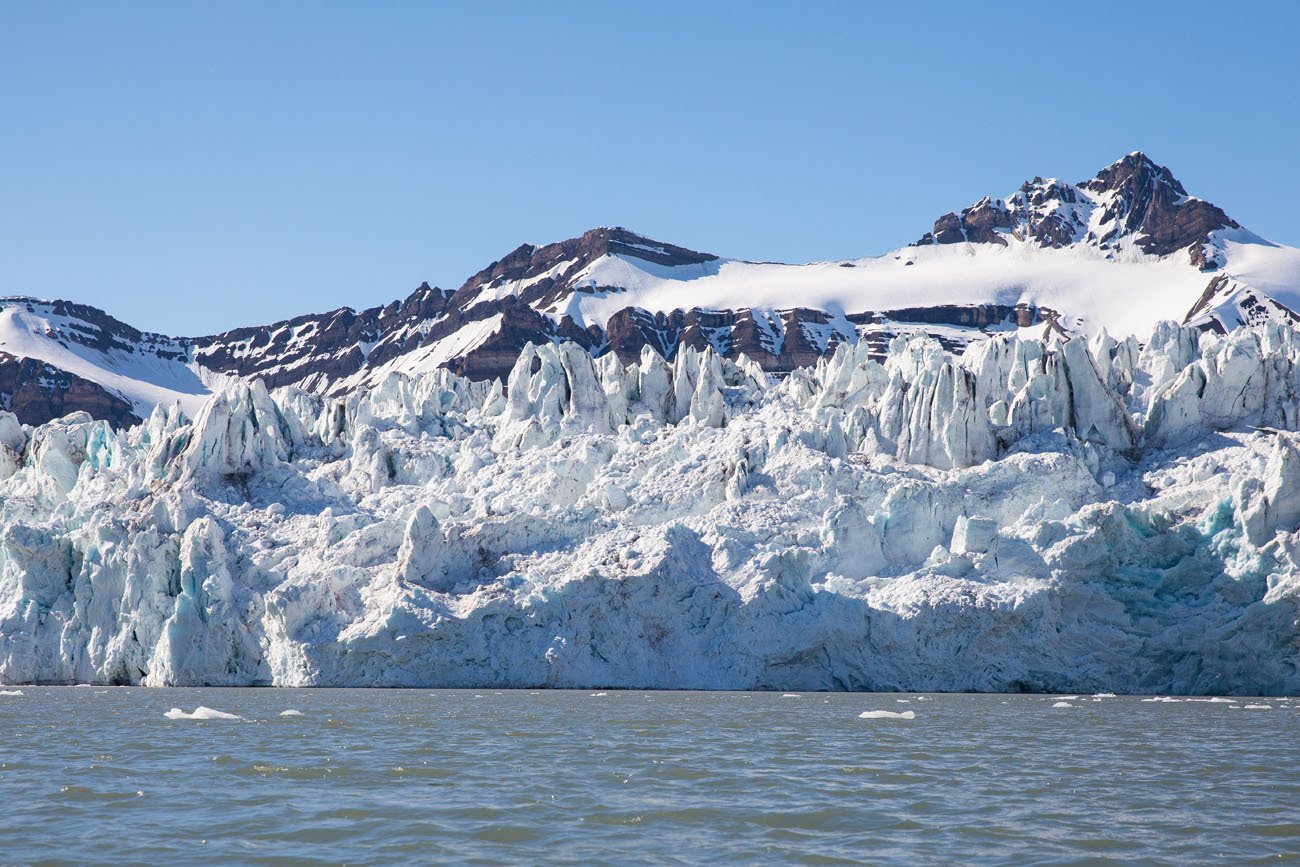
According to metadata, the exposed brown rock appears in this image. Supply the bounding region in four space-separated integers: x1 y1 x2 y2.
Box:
1080 152 1238 266
0 352 139 427
916 153 1237 268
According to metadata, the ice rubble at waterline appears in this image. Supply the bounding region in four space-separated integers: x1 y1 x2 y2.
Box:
0 323 1298 693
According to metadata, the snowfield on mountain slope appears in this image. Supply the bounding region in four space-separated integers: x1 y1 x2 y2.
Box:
0 322 1299 693
0 302 212 418
1219 232 1300 306
549 234 1300 340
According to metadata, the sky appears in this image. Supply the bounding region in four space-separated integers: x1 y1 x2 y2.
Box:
3 1 1298 336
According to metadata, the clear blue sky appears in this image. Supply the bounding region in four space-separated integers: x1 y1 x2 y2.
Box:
3 1 1298 335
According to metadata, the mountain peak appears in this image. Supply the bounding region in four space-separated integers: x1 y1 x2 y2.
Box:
915 152 1239 268
455 227 717 302
577 226 718 266
1082 151 1187 199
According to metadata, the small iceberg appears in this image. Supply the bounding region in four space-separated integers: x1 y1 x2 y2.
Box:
1051 701 1075 708
164 706 240 720
279 709 303 717
0 689 22 696
782 694 801 698
858 710 915 720
1093 693 1117 698
590 692 607 697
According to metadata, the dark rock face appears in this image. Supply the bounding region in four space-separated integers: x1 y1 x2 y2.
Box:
190 283 457 390
0 298 187 361
915 153 1238 269
455 227 716 300
1185 274 1234 325
916 198 1016 246
1013 178 1086 247
189 228 716 387
602 306 845 372
0 352 140 427
1079 152 1238 267
1184 274 1300 331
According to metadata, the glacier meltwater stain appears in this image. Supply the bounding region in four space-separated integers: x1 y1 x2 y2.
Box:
0 688 1297 864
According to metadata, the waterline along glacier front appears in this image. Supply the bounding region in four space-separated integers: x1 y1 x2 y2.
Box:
1 323 1298 693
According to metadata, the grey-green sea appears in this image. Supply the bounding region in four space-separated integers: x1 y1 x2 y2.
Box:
1 688 1297 864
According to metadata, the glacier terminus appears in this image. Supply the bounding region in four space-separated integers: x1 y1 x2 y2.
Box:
0 323 1298 693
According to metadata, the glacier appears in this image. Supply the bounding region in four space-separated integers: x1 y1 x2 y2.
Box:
0 322 1298 694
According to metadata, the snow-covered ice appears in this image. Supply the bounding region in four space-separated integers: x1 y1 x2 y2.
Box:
859 710 916 719
1 322 1299 693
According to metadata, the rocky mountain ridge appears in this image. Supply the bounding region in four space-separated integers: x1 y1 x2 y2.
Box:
4 152 1298 427
914 152 1242 269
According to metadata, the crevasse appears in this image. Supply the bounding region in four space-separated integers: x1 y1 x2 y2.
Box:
0 322 1297 693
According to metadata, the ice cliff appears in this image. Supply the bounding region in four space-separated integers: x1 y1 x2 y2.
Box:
1 323 1298 694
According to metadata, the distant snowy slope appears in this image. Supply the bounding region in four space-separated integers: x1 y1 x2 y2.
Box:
3 152 1300 427
0 299 212 423
551 242 1214 338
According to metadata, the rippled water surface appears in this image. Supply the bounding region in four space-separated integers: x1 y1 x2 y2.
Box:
1 689 1297 864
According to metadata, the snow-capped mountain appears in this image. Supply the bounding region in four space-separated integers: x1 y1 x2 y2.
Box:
4 152 1300 428
0 299 214 426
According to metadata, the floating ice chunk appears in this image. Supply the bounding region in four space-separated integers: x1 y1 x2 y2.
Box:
164 706 240 720
279 709 303 717
0 689 22 696
1141 697 1181 703
1051 701 1075 708
1051 695 1080 701
590 692 607 697
1093 693 1117 698
1243 704 1272 710
782 694 801 698
858 710 915 719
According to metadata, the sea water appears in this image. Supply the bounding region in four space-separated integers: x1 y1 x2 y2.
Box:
1 689 1296 864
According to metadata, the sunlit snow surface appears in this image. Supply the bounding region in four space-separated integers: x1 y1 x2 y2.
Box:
1 322 1299 692
0 302 214 419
